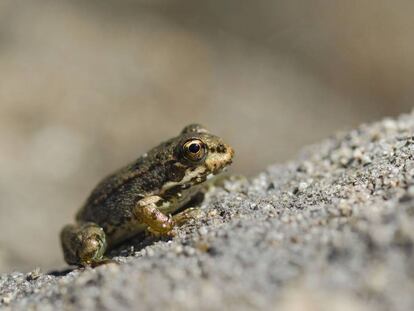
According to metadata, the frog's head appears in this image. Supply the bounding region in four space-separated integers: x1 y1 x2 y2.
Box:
173 124 234 184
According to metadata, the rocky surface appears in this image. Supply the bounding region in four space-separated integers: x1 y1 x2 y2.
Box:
2 112 414 310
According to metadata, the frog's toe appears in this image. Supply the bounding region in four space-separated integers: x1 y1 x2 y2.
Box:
172 207 204 226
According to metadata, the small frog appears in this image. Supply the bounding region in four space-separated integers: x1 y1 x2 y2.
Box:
60 124 234 266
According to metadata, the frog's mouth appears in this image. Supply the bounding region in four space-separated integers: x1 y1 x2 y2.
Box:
161 165 208 194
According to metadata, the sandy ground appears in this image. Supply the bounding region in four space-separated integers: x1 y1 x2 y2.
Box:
1 112 413 310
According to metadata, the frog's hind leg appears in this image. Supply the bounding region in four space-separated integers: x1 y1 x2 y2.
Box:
60 222 108 266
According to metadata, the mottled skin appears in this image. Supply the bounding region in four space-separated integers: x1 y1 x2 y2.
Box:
60 124 234 266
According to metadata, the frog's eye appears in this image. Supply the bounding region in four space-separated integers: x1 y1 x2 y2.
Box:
182 139 206 162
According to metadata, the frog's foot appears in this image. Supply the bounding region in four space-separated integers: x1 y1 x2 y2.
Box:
172 207 204 226
60 222 108 267
134 196 175 236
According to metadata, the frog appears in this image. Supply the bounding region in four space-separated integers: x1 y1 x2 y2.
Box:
60 124 234 266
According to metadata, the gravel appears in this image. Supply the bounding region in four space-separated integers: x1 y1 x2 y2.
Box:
2 112 414 311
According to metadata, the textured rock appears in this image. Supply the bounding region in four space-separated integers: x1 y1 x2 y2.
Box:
2 112 414 310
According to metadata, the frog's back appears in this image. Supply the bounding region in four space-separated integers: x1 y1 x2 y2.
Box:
75 164 143 226
75 140 175 229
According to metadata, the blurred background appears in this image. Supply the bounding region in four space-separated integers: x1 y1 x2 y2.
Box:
0 0 413 272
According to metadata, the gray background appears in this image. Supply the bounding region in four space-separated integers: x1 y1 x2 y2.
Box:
0 0 413 272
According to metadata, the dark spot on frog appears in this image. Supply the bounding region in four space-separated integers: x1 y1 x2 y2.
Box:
163 185 184 199
217 144 226 153
167 162 186 182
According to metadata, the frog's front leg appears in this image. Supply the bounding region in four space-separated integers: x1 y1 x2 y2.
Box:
133 196 175 235
60 222 108 266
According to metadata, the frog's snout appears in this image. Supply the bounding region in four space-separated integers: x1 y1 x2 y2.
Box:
205 142 234 174
222 143 234 164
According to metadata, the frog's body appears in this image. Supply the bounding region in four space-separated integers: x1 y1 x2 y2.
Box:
60 124 234 266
